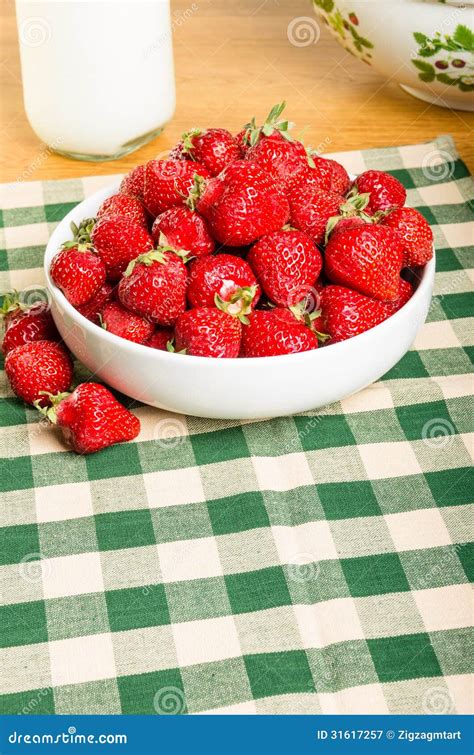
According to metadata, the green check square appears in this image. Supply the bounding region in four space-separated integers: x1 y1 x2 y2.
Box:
207 492 270 535
294 415 355 451
38 517 98 558
0 398 27 427
456 542 473 582
151 503 212 544
399 545 468 590
95 509 155 551
1 600 48 647
44 201 78 223
318 481 382 520
180 658 252 713
264 486 325 526
284 559 350 604
367 633 442 683
341 553 410 597
425 467 472 507
54 679 121 715
0 688 55 715
396 400 455 441
435 248 463 272
118 668 186 714
86 443 142 481
244 650 314 699
381 351 430 380
165 576 231 623
441 292 474 320
0 456 34 493
45 592 110 641
105 584 170 631
430 627 473 676
0 522 39 565
225 566 291 615
307 640 378 693
191 425 249 466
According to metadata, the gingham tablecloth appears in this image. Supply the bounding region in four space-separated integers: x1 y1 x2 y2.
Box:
0 136 472 716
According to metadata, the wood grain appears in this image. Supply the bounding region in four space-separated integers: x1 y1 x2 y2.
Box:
1 0 473 182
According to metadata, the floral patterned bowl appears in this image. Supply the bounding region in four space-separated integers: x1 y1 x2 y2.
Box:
312 0 474 111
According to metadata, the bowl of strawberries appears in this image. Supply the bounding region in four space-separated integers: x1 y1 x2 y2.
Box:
44 104 435 420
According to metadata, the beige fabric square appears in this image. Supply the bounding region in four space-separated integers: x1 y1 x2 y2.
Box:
144 467 205 508
413 584 473 632
384 508 452 552
293 599 365 649
172 616 241 667
157 536 222 583
358 441 422 480
251 452 314 492
35 483 93 523
318 683 389 714
49 633 117 686
41 552 104 599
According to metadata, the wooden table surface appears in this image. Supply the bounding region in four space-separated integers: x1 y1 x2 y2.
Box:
1 0 473 182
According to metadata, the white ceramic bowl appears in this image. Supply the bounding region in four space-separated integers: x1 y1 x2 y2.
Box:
311 0 474 111
44 178 435 419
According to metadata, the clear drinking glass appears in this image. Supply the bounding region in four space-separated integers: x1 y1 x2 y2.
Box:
15 0 176 161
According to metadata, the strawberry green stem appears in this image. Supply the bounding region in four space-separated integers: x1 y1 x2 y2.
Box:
34 391 71 424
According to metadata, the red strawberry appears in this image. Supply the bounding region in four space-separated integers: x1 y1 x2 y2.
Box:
144 328 174 351
187 254 260 315
39 383 140 454
120 164 145 199
240 101 294 151
91 216 154 281
326 215 368 240
247 229 322 307
174 307 241 358
50 241 106 307
96 194 148 228
246 132 308 187
1 293 59 355
320 285 394 342
118 249 187 326
289 185 343 246
325 158 351 195
76 282 115 324
5 340 73 406
240 309 318 357
235 128 252 156
384 277 414 314
143 159 211 217
152 205 214 259
178 128 241 176
287 159 332 194
380 207 433 267
197 160 290 246
325 225 404 301
101 301 154 344
352 170 406 214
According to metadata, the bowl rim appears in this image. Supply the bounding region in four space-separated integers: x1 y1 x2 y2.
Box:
44 177 435 367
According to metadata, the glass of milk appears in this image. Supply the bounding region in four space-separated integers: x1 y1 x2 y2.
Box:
15 0 176 160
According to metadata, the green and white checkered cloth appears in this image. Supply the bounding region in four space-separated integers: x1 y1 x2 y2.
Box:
0 135 472 716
